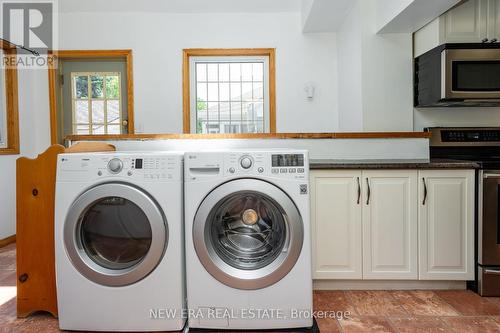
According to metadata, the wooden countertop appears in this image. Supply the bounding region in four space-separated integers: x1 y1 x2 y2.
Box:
65 132 431 141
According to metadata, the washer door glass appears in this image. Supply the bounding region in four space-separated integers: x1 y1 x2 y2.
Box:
80 197 152 270
64 183 167 287
210 192 287 270
193 179 304 290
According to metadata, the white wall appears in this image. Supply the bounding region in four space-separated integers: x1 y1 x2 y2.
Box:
337 1 363 131
337 0 414 131
0 68 50 239
59 12 339 133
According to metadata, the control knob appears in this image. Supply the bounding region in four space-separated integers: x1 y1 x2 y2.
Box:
108 158 123 174
240 156 253 169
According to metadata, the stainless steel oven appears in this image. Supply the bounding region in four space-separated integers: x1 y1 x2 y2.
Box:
415 44 500 107
428 127 500 296
479 171 500 296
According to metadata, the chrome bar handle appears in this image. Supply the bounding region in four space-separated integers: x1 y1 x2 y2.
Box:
356 177 361 205
366 178 371 205
422 177 428 205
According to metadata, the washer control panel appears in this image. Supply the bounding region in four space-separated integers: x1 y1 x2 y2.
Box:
222 151 308 179
57 153 183 182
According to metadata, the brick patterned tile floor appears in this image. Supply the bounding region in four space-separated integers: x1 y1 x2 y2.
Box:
1 244 500 332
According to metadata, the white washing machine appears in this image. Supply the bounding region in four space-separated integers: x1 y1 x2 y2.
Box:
184 150 313 330
55 152 185 331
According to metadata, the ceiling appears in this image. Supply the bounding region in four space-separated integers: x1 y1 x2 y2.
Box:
58 0 302 13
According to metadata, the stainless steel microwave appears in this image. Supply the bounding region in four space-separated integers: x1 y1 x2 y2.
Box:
414 43 500 107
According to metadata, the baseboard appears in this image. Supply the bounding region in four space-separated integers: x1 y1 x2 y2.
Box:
313 280 466 291
0 235 16 248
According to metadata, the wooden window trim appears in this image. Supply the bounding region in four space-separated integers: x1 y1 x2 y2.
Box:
182 48 276 135
48 49 134 144
0 40 20 155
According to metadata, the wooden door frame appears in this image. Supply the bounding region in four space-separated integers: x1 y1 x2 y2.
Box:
0 40 20 155
182 48 276 134
48 49 134 144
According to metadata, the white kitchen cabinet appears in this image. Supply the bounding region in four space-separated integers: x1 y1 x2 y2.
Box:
418 170 475 280
310 171 362 279
440 0 488 43
362 170 419 280
414 0 500 57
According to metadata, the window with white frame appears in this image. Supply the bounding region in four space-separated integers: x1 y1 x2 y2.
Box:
189 56 270 134
71 72 122 135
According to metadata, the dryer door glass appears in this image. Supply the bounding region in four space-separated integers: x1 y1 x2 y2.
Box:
80 197 152 270
209 192 286 270
64 183 167 287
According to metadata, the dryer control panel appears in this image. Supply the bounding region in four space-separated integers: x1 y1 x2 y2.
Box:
57 152 183 182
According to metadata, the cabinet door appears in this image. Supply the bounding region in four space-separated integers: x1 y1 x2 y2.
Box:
418 170 475 280
362 170 418 280
440 0 488 43
310 170 362 279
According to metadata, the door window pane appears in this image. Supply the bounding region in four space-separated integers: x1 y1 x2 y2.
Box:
74 76 88 99
91 75 104 98
71 72 122 135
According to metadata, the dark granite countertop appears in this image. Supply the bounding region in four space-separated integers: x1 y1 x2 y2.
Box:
309 158 480 170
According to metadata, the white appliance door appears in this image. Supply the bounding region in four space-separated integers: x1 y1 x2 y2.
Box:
193 178 303 290
64 183 167 286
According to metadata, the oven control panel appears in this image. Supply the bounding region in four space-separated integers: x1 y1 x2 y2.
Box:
428 127 500 147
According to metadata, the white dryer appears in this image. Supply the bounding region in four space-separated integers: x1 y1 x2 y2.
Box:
55 152 185 331
184 150 313 330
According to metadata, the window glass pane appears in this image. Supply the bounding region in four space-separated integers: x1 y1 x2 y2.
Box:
207 83 218 101
75 100 89 123
207 64 218 82
92 100 104 123
196 63 207 82
241 82 253 102
253 63 264 82
219 63 229 82
76 124 90 134
197 120 208 134
230 82 241 101
207 102 219 123
230 63 240 81
107 100 120 124
207 123 220 134
253 82 264 101
107 125 120 134
197 82 207 101
219 83 230 101
74 75 89 99
230 102 242 121
254 101 264 118
92 124 105 134
241 63 252 81
219 102 230 121
105 75 120 99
